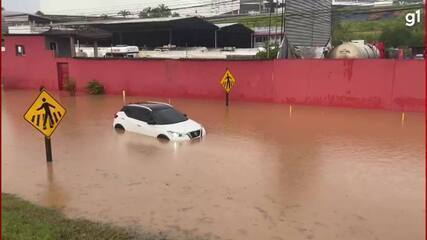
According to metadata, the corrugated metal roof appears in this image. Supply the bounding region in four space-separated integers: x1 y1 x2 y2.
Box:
3 11 51 20
44 28 112 40
215 23 239 28
52 16 201 26
215 23 254 33
285 0 332 47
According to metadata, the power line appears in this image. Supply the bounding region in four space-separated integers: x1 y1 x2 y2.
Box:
48 0 240 16
46 1 423 21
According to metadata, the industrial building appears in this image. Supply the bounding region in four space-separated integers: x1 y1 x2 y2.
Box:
2 11 52 35
240 0 264 14
2 15 255 59
2 11 52 26
52 17 253 49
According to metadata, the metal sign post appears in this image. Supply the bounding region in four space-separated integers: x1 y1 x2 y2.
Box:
45 137 53 162
220 68 236 107
24 90 67 163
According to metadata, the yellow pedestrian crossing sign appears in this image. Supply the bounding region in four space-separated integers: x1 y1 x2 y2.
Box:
220 69 236 93
24 90 66 138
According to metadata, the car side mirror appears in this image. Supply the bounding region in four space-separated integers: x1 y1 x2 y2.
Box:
183 113 188 118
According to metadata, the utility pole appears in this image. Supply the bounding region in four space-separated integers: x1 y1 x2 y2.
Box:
280 0 285 41
267 0 272 58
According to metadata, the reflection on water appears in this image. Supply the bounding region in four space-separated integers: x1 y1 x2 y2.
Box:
2 90 425 240
42 163 68 209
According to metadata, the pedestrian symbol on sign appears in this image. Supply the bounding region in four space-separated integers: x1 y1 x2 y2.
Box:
36 98 57 129
220 68 236 93
220 68 237 106
24 90 66 137
224 73 233 92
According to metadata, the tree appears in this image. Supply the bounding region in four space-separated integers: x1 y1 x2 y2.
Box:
100 14 109 19
332 22 354 46
379 23 424 48
151 4 171 18
35 10 45 16
117 10 131 18
378 11 424 49
138 4 176 18
138 7 151 18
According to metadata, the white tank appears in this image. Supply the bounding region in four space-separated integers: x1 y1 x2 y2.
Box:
329 42 379 59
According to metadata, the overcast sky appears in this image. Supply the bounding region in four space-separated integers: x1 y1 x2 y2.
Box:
3 0 41 13
2 0 238 16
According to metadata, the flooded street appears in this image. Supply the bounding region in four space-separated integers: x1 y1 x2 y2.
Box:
2 90 425 240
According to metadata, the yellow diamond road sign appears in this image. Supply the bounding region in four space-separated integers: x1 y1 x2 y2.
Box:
24 90 66 138
220 69 236 93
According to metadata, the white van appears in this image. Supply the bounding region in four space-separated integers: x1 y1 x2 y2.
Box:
105 45 139 58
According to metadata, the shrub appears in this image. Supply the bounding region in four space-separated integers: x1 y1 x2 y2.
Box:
86 80 105 95
256 42 280 59
64 79 76 96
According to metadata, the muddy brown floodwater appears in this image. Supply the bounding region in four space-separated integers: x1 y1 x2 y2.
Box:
2 89 425 240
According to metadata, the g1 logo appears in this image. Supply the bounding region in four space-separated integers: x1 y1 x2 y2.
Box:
405 9 421 27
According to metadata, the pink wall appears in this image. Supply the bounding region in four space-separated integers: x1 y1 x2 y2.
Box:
2 35 425 112
2 36 59 90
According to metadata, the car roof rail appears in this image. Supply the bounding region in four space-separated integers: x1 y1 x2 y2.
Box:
144 101 172 107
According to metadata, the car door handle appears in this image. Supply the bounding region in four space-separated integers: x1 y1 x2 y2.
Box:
137 124 142 127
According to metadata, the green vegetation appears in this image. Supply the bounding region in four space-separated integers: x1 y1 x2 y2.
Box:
117 10 132 18
86 80 105 95
379 17 424 48
2 193 141 240
2 193 208 240
139 4 180 18
333 8 424 47
256 42 280 59
35 10 45 16
211 4 424 48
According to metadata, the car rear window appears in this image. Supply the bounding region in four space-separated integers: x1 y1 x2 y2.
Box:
151 108 188 125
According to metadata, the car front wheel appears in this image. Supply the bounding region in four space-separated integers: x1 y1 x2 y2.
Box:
114 124 125 133
157 134 170 142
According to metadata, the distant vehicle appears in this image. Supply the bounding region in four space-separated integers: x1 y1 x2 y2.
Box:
113 102 206 141
414 54 424 60
76 45 139 58
105 45 139 58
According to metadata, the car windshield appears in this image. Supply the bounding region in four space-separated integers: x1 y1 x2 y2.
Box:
151 107 188 125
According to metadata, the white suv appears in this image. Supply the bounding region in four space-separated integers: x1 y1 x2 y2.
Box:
113 102 206 141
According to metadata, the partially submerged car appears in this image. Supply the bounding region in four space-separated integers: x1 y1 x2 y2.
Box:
113 102 206 141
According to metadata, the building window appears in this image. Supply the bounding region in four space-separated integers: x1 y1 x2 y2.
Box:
15 45 25 56
49 42 57 52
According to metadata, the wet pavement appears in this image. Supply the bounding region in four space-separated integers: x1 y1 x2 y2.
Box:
2 89 425 240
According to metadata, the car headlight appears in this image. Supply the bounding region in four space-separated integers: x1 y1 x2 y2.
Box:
167 131 183 138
